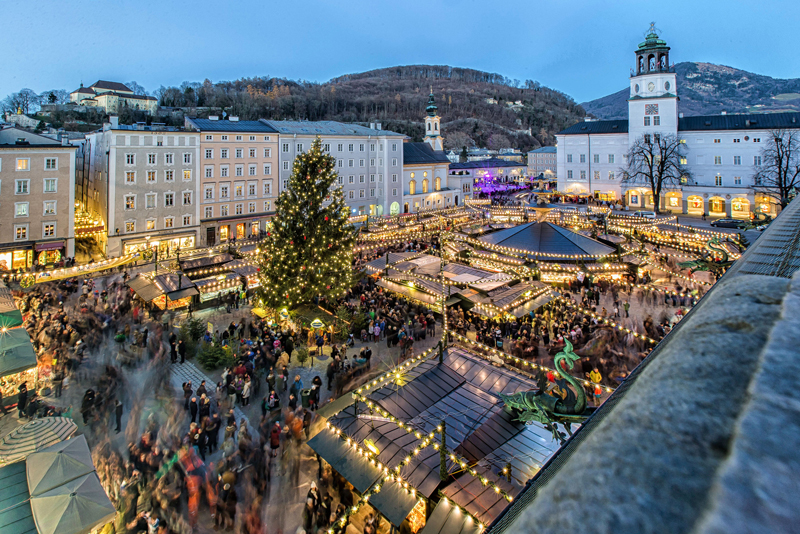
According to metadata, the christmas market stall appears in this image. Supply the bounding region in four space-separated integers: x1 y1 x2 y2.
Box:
0 280 23 329
151 273 198 310
178 253 234 275
0 328 38 413
309 347 569 533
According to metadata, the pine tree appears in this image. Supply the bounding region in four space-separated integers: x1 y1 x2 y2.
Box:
256 137 355 310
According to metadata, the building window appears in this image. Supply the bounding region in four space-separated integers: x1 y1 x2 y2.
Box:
165 170 175 182
147 153 156 165
221 205 229 216
714 139 721 143
44 178 57 193
715 175 723 186
181 215 190 226
608 171 615 180
205 167 213 178
348 175 354 184
235 148 243 159
567 154 572 163
124 221 135 233
567 170 573 179
608 154 615 164
221 135 228 141
249 165 257 176
370 174 375 182
283 161 289 171
392 188 398 196
593 154 600 164
249 148 256 158
370 159 375 166
263 164 271 175
296 144 303 153
714 156 722 165
204 206 213 219
248 183 256 196
392 174 398 182
359 159 365 167
235 135 242 141
733 156 741 165
580 170 586 180
422 179 429 193
653 116 660 126
754 156 762 166
126 154 135 165
125 172 135 184
734 176 742 185
359 175 365 183
264 148 272 157
235 203 243 215
370 188 375 197
248 202 256 213
221 149 229 159
14 225 27 240
147 171 156 183
164 193 174 207
183 192 192 205
680 157 687 165
644 116 650 126
183 170 192 181
409 180 416 195
43 223 55 237
594 170 600 181
263 182 271 196
15 202 28 217
435 177 441 190
45 158 57 170
205 149 213 159
753 138 761 143
183 153 192 164
205 135 213 141
43 200 56 215
146 193 156 209
145 219 155 230
220 185 229 198
282 143 289 152
221 166 229 178
163 153 172 164
359 190 365 198
165 216 175 228
125 195 136 210
205 186 214 200
264 201 271 211
235 184 244 197
348 159 354 168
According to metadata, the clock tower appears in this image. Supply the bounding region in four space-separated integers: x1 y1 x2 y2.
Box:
424 88 444 151
628 23 678 142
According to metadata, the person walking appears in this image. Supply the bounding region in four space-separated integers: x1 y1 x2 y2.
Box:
53 371 64 398
114 400 123 433
17 383 28 419
183 382 192 410
189 397 198 423
178 340 187 364
242 377 251 407
623 301 630 318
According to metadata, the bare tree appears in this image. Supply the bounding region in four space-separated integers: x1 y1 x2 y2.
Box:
622 133 690 213
445 131 473 151
126 81 148 96
3 88 41 114
487 133 512 150
752 129 800 208
44 89 70 104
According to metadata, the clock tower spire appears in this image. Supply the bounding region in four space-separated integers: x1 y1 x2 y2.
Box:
424 87 443 151
628 23 678 142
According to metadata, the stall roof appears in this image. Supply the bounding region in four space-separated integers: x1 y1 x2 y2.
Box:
180 253 233 270
0 461 36 534
0 328 37 378
419 498 482 534
0 281 22 328
376 279 442 307
479 222 614 259
306 424 383 494
127 274 162 302
225 259 258 277
363 252 421 273
508 293 554 318
153 273 198 297
367 478 419 528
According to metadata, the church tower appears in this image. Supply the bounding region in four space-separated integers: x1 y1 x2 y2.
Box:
424 87 443 151
628 23 679 142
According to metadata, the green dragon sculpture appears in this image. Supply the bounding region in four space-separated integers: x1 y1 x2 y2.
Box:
500 340 593 444
677 237 734 275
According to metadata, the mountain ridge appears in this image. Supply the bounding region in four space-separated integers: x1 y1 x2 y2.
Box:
581 61 800 120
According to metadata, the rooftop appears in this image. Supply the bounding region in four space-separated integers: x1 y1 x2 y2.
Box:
450 158 527 170
91 80 133 92
558 112 800 136
186 117 278 133
0 127 68 148
528 146 557 154
403 142 452 165
260 119 404 137
478 222 615 259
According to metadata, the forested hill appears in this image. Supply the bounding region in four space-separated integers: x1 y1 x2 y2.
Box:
154 65 586 152
582 62 800 119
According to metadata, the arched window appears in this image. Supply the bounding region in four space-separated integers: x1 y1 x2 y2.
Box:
648 55 656 71
422 179 429 193
435 177 441 191
423 171 428 177
409 180 416 195
427 123 431 131
434 123 438 131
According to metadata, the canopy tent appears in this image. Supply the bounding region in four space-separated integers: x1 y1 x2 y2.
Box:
0 281 22 328
0 328 37 379
0 417 77 465
26 435 94 497
30 473 115 534
0 461 36 534
307 426 383 494
152 273 199 300
127 274 162 303
25 435 115 534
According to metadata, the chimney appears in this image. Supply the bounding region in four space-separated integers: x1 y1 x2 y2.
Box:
109 115 119 128
376 123 382 130
209 115 219 121
679 113 684 118
721 111 727 116
369 122 375 130
229 116 239 122
61 135 69 146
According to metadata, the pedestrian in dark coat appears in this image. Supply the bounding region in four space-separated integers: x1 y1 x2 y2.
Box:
178 340 187 363
189 397 198 423
183 382 192 410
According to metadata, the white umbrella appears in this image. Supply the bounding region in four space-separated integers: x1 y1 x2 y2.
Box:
30 472 116 534
0 417 77 464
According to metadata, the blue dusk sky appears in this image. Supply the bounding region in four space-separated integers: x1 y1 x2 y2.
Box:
3 0 799 104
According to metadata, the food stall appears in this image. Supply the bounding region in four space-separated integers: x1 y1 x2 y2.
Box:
0 328 38 411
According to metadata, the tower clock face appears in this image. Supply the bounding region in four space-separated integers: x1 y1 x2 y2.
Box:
648 82 655 92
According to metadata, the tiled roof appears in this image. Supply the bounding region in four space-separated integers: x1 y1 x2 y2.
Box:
678 112 800 132
403 142 451 165
261 120 404 137
71 87 95 94
0 127 64 147
186 117 278 133
91 80 132 92
558 120 629 135
528 146 557 154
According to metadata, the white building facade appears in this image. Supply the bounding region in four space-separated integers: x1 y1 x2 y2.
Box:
557 26 796 217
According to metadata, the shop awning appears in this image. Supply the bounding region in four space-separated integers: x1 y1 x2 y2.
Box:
307 427 382 494
127 275 163 303
168 287 199 301
0 281 22 328
35 253 141 284
367 479 419 528
0 461 36 534
509 293 554 318
34 242 64 252
0 328 37 378
419 498 482 534
316 393 357 421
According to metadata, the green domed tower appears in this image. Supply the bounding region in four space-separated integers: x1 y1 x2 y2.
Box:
424 86 443 150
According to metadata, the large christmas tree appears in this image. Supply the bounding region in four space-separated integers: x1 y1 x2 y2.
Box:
257 137 355 310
